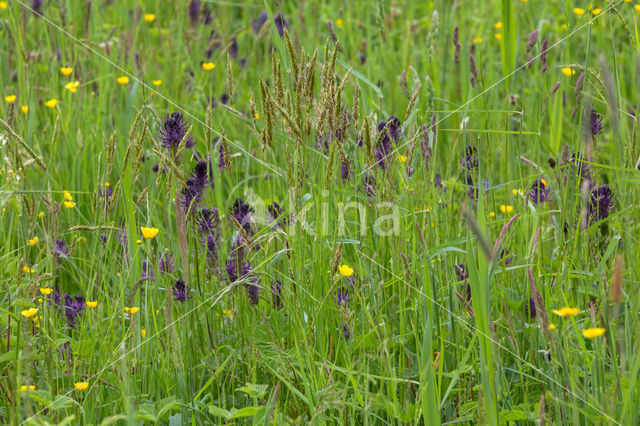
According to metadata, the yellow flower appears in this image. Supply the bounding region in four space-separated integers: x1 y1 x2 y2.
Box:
494 22 502 29
561 23 568 30
20 385 36 391
592 8 601 15
512 189 521 196
143 13 155 22
28 236 38 246
37 298 43 303
254 112 260 120
104 182 110 187
500 205 514 214
21 105 28 114
125 307 140 315
37 211 45 218
494 33 502 40
23 266 34 274
44 98 58 108
472 37 483 44
5 95 16 103
338 264 354 277
65 81 80 93
136 239 142 244
86 301 98 308
21 308 38 318
152 80 162 86
548 323 557 331
222 308 235 319
488 212 496 218
202 62 216 71
63 190 73 201
0 2 7 9
582 327 606 338
39 288 53 296
561 67 575 77
552 307 580 317
140 227 159 239
573 7 585 16
141 328 146 338
635 4 640 12
64 201 76 209
397 155 407 163
74 382 89 391
117 76 129 85
60 67 73 76
336 18 343 27
540 178 547 186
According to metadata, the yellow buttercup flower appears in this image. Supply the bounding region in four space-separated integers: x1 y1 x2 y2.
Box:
472 37 483 44
561 67 575 77
494 33 502 40
5 95 16 103
140 227 159 239
87 301 98 308
37 212 45 218
582 327 606 338
141 329 146 338
202 62 216 71
74 382 89 391
635 4 640 12
20 385 36 391
21 105 28 114
152 80 162 86
23 265 34 274
397 155 407 163
573 7 585 16
65 81 80 93
28 236 38 246
44 98 58 108
548 323 557 331
64 201 76 209
494 22 502 29
500 205 514 214
60 67 73 76
540 178 547 186
254 112 260 120
592 8 602 15
125 307 140 315
63 190 73 201
21 307 38 318
336 18 343 28
222 308 235 319
488 212 496 218
338 264 354 277
117 76 130 85
552 307 580 317
0 2 7 10
39 288 53 295
144 13 155 22
136 239 143 244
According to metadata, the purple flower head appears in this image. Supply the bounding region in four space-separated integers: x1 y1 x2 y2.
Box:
335 286 350 306
340 161 351 180
247 282 259 305
160 112 194 151
540 39 549 74
226 259 252 283
231 197 253 232
460 145 478 170
363 174 377 197
59 342 72 365
527 179 551 204
180 161 209 214
271 280 283 309
197 207 219 235
53 239 70 262
98 186 113 207
499 249 513 266
590 109 603 137
202 4 212 25
453 25 461 64
274 13 287 36
188 0 200 25
30 0 43 14
525 30 538 53
570 152 592 183
588 185 613 224
525 297 536 320
268 201 286 228
172 279 192 302
454 264 469 282
152 162 160 172
342 324 351 339
100 233 107 245
63 294 85 327
220 93 229 105
229 37 239 58
253 11 268 33
159 251 174 273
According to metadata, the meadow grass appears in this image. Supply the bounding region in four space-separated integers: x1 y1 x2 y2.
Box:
1 0 640 424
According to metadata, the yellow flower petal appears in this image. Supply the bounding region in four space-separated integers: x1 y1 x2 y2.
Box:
573 7 585 16
152 80 162 86
44 98 58 108
494 22 502 29
338 264 354 277
87 301 98 308
592 8 602 15
0 2 7 10
336 18 343 27
117 76 130 85
21 308 38 318
472 37 483 44
548 323 557 331
143 13 155 22
552 307 580 317
23 265 34 274
28 236 38 246
74 382 89 391
60 67 73 76
499 205 514 214
141 328 146 338
202 62 216 71
21 105 28 114
494 33 502 40
561 67 575 77
124 307 140 315
39 288 53 295
140 227 159 239
64 201 76 209
582 327 606 338
63 190 73 201
5 95 16 103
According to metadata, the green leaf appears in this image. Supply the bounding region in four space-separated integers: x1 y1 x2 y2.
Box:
236 383 268 398
208 405 231 419
230 406 262 419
